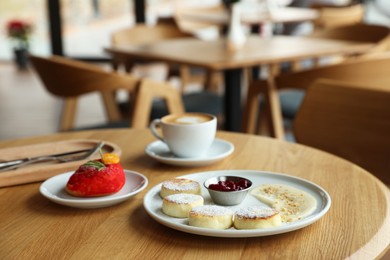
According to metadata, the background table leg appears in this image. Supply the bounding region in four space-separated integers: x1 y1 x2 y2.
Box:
224 69 242 132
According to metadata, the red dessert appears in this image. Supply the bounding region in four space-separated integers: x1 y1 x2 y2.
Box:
208 179 250 192
66 153 125 197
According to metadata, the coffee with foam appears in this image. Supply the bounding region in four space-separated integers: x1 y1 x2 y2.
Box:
150 113 217 158
163 114 213 125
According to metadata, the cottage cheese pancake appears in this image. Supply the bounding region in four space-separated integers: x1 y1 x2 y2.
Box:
189 205 233 229
160 178 201 198
250 184 317 222
162 194 204 218
234 206 282 229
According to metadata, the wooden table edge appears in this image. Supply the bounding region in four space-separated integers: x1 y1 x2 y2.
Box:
350 181 390 258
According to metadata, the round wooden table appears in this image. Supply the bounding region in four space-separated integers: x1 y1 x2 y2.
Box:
0 129 389 259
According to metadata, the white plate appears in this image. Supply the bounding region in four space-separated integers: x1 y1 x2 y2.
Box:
40 170 148 209
143 170 331 237
145 139 234 167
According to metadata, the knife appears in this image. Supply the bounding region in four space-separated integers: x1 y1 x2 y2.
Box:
0 142 104 171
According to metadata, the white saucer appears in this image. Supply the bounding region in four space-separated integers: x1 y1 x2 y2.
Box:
39 170 148 209
145 138 234 167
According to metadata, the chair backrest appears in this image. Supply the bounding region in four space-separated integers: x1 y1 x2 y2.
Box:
294 79 390 185
30 55 139 97
311 3 364 30
111 23 192 46
173 4 224 38
242 53 390 135
132 79 185 128
29 55 185 131
275 52 390 91
310 23 390 54
110 23 194 87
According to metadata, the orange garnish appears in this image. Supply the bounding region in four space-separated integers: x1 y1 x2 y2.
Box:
102 153 120 164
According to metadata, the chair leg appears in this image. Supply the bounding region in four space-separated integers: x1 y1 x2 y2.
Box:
125 59 134 73
131 79 185 128
270 63 281 77
179 65 191 92
59 98 77 132
101 92 122 122
257 106 270 136
291 60 302 72
242 78 276 136
263 76 285 140
205 70 223 93
111 57 120 71
242 81 262 134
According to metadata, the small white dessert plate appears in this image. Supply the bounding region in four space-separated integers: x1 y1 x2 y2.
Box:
40 170 148 209
145 138 234 167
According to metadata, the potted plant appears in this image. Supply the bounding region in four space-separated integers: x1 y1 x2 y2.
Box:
6 19 33 70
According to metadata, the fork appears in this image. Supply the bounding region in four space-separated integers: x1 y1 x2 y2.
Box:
0 142 104 172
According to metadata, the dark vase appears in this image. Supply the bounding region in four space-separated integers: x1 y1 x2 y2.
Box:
13 48 29 70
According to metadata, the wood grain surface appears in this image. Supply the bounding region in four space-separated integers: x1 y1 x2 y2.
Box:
0 129 389 259
0 139 120 188
105 35 374 71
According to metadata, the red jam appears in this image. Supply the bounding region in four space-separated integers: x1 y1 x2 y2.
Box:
208 179 250 192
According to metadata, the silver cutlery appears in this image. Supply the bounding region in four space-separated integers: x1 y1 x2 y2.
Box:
0 142 104 172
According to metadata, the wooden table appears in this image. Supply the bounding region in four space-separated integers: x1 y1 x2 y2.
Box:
105 36 373 132
1 129 389 259
178 7 319 26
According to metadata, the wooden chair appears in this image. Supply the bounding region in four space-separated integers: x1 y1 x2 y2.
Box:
173 4 225 38
131 78 185 129
172 4 225 93
264 23 390 129
310 23 390 58
29 55 184 131
242 52 390 138
110 24 223 119
111 23 214 92
289 23 390 71
311 2 364 30
111 23 192 72
293 79 390 185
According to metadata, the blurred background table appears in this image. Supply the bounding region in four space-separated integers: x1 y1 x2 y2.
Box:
176 6 319 26
1 128 389 259
106 35 374 132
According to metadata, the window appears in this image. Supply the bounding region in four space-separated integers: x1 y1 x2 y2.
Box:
0 0 136 61
0 0 49 60
61 0 133 58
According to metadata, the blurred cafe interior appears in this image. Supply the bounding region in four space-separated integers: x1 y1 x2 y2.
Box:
1 0 390 259
1 0 389 139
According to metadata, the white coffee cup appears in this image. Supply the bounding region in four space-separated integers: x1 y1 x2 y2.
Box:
150 113 217 158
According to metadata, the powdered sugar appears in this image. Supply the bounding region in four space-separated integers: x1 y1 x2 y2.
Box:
190 205 233 216
235 206 278 219
162 179 200 191
164 194 203 204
